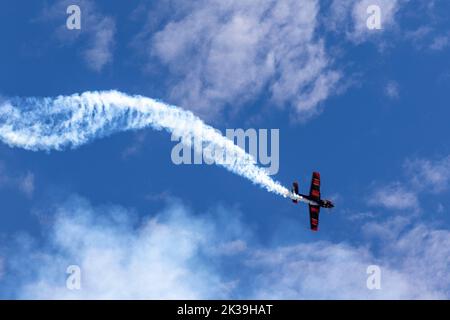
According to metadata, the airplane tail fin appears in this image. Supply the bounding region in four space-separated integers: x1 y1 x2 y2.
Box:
292 181 299 203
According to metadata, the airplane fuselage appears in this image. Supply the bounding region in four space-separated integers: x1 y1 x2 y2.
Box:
289 192 318 206
288 192 334 209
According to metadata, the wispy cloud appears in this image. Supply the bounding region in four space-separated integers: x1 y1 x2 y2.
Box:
385 81 400 99
121 132 148 159
81 15 115 72
327 0 403 43
0 257 4 280
404 156 450 193
4 197 247 299
405 27 450 51
134 0 340 121
0 161 35 198
367 154 450 214
247 239 441 299
429 34 450 51
404 26 433 46
368 182 419 211
18 172 35 199
40 0 115 72
400 1 450 51
2 195 450 299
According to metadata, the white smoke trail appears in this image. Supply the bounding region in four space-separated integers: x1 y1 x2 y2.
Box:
0 90 289 196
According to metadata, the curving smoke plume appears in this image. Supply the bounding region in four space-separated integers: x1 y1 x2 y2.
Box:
0 90 289 196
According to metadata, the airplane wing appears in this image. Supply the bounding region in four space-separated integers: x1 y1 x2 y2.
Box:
309 172 321 201
309 205 320 231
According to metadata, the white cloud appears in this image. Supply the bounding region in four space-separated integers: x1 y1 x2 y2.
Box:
121 132 148 159
249 221 450 299
385 80 400 99
215 240 247 255
346 210 376 221
367 155 450 214
0 161 35 198
404 26 433 45
138 0 340 120
430 35 450 51
362 215 411 241
41 0 115 72
351 0 400 40
18 172 35 198
0 161 8 186
375 223 450 297
3 195 450 299
404 27 450 52
0 257 4 280
81 15 115 72
248 244 428 299
400 2 450 51
368 182 419 211
405 156 450 193
327 0 403 42
12 197 231 299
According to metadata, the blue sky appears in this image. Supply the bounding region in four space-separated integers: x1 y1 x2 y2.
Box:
0 0 450 299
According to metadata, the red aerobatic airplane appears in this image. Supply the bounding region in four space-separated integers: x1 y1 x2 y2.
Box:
289 172 334 231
